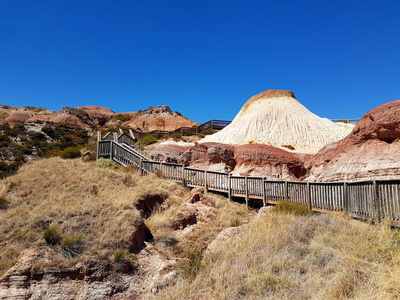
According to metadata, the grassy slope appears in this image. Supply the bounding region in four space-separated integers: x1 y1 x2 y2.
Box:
0 157 249 279
0 157 191 275
154 213 400 300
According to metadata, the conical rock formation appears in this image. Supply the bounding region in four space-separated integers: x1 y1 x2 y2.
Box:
200 90 354 154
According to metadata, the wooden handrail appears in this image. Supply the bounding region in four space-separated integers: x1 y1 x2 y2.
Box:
97 139 400 223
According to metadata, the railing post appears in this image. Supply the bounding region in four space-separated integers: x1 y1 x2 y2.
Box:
344 182 349 215
284 181 289 201
307 182 312 211
110 141 113 161
228 174 232 201
139 159 143 176
182 165 186 187
96 131 101 160
373 180 381 223
245 176 249 209
204 170 208 192
262 177 267 207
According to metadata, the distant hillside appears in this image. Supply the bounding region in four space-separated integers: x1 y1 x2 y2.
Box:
0 104 197 132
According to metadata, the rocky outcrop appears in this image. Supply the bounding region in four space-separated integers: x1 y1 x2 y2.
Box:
77 106 115 126
307 99 400 181
200 89 354 154
146 141 194 163
176 142 309 180
0 118 8 126
5 112 32 127
179 143 236 172
129 222 154 254
107 105 197 132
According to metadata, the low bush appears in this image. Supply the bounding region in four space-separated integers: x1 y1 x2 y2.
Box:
96 158 119 169
45 149 62 158
61 234 84 258
197 129 216 137
112 249 137 273
230 217 242 227
0 197 9 210
271 201 310 216
0 162 20 179
138 134 158 147
178 249 203 280
44 225 62 245
60 147 81 159
170 132 182 139
112 114 131 122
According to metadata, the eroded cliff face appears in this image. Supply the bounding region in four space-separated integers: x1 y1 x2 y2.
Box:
106 105 198 132
176 142 309 180
199 89 354 154
307 99 400 181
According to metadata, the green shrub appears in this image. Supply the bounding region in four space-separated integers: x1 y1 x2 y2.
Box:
179 250 203 279
0 162 20 179
138 134 158 147
61 234 84 258
271 201 310 216
230 217 242 227
60 147 81 159
45 149 62 158
196 133 206 138
198 129 216 136
0 198 9 210
96 158 119 169
112 249 137 273
112 114 131 122
44 225 62 245
170 132 182 139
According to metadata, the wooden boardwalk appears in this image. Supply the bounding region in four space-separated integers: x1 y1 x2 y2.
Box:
97 135 399 224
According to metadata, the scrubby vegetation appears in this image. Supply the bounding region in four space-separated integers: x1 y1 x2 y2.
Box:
112 113 131 122
271 201 310 216
138 134 159 147
60 147 81 159
0 123 89 174
196 128 216 138
0 197 9 210
95 158 120 169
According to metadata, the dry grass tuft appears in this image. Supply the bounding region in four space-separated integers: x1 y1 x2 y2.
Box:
271 200 310 216
152 213 400 300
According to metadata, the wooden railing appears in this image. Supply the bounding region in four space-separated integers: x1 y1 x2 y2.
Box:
97 139 400 223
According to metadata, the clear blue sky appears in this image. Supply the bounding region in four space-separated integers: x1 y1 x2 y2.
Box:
0 0 399 123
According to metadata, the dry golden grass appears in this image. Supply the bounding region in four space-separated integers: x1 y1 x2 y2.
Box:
0 157 191 276
152 213 400 300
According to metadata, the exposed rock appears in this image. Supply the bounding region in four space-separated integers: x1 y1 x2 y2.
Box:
307 99 400 181
135 194 168 218
129 222 154 254
177 142 309 180
0 118 8 126
179 143 236 172
146 140 193 163
171 204 198 230
77 106 115 126
205 227 242 255
5 112 32 127
107 105 197 132
200 89 354 154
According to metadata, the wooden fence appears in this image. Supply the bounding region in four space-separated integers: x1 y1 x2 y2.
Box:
97 139 400 223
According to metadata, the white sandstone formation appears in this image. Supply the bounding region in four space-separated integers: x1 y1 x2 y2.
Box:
200 90 354 154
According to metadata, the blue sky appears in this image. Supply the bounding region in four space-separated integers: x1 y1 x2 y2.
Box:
0 0 399 123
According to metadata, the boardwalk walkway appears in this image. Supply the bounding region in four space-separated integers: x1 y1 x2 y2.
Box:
97 134 399 224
